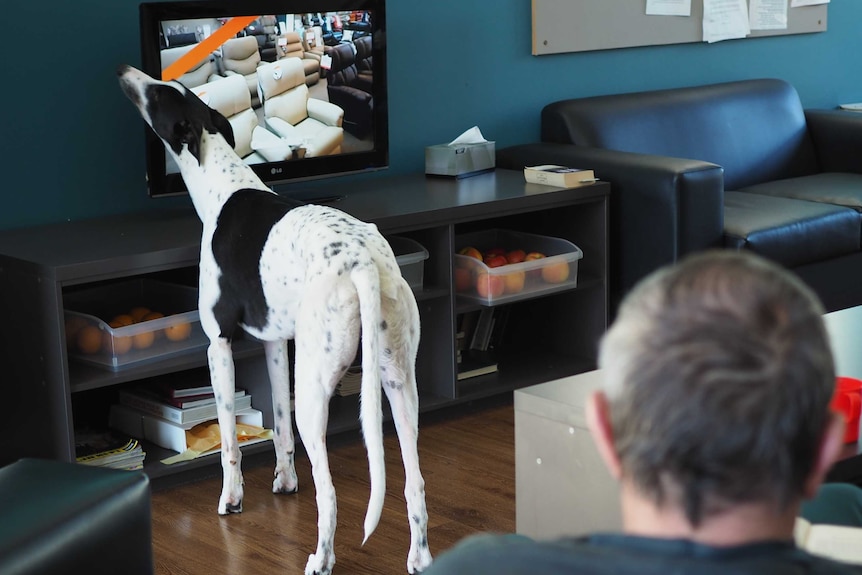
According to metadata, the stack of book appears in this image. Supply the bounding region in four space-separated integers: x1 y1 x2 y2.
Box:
75 428 146 471
456 306 510 380
117 384 251 425
109 379 270 455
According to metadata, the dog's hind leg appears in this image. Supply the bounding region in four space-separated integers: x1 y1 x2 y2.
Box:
294 357 339 575
293 281 358 575
208 337 245 514
265 339 299 494
381 285 433 574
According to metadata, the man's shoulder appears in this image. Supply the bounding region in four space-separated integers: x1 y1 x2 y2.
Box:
423 533 862 575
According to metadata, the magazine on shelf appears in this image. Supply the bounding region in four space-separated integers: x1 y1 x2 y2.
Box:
75 428 145 470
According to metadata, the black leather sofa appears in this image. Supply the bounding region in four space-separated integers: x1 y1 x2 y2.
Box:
0 458 153 575
497 79 862 313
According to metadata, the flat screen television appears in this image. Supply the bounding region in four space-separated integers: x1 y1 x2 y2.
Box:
139 0 388 198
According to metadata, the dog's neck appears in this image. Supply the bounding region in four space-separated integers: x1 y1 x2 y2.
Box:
174 130 272 224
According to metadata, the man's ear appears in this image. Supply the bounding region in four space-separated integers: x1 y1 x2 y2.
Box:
586 391 623 480
803 411 846 500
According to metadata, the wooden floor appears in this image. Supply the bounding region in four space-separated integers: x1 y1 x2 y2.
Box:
150 395 516 574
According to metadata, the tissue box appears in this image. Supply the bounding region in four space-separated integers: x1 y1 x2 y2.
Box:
425 142 495 178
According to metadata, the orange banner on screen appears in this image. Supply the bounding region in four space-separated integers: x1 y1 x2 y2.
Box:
161 15 258 82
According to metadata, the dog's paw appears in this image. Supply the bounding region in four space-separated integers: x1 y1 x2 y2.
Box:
305 552 334 575
273 468 298 494
407 548 433 574
217 497 243 515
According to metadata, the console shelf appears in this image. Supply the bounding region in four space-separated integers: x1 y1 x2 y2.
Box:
0 170 608 482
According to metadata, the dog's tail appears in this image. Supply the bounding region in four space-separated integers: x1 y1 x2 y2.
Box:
352 263 386 544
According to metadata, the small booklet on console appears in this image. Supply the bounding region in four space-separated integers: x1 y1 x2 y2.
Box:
524 165 597 188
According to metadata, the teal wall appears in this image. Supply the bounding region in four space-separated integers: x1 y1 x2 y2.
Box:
2 1 861 231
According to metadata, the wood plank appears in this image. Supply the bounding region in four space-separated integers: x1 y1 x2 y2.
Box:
151 396 516 574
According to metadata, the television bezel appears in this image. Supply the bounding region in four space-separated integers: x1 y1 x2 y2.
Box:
139 0 388 198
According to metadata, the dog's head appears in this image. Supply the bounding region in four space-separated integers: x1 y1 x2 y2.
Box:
117 64 235 164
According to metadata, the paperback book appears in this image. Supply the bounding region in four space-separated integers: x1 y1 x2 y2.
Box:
524 165 597 188
118 387 252 424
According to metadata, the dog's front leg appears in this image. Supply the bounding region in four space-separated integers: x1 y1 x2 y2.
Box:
209 336 244 514
264 339 298 494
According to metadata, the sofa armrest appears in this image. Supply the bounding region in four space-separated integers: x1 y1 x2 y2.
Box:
805 109 862 174
497 143 725 301
307 98 344 127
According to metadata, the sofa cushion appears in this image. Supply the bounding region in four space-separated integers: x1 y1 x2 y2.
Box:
737 172 862 211
724 191 861 267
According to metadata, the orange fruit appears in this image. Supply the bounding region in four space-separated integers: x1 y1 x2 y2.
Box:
164 321 192 342
106 319 133 355
110 314 135 327
128 307 151 322
65 316 87 348
76 325 103 354
133 330 156 350
142 311 165 322
134 311 164 349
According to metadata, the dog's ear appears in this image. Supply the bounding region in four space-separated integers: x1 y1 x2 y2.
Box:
176 119 204 165
209 108 236 150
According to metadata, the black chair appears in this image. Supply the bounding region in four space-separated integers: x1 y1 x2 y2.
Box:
245 16 279 62
165 32 198 47
326 43 373 138
353 35 373 77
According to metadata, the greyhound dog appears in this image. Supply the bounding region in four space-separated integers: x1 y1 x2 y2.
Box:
117 65 432 575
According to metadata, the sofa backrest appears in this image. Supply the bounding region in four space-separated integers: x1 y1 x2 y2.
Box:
541 79 820 190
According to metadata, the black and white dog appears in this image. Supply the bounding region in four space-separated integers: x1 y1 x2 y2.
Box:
118 65 432 575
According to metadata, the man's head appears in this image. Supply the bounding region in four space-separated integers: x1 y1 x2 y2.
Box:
590 250 842 528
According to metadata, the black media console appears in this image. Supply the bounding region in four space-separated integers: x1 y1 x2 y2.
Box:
0 170 609 484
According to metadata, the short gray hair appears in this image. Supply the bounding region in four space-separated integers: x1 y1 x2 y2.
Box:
598 250 834 526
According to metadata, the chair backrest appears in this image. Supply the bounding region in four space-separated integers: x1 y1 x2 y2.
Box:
354 36 372 72
165 32 198 47
192 75 257 158
160 44 216 87
221 36 261 76
541 78 820 190
276 32 305 59
258 58 309 126
327 43 360 88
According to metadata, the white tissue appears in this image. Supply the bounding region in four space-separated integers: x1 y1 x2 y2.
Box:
448 126 488 146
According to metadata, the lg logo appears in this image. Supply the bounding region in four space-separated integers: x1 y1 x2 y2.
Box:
271 167 283 175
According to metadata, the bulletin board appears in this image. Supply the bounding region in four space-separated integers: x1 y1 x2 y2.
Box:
531 0 827 55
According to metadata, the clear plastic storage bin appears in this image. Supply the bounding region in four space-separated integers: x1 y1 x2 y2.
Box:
389 236 429 291
454 229 583 305
64 278 207 370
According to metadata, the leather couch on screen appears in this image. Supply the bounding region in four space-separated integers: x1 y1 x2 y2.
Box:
325 42 373 138
496 78 862 313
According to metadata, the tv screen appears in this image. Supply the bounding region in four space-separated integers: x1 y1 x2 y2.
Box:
139 0 388 198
